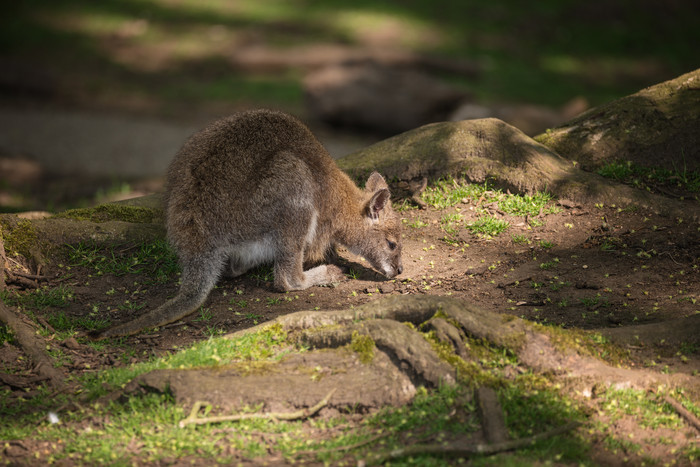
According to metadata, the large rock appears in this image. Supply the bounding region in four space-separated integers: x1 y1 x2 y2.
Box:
337 117 698 216
303 62 466 134
450 97 589 136
535 69 700 171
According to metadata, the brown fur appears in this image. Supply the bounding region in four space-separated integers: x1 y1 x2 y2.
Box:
93 109 402 338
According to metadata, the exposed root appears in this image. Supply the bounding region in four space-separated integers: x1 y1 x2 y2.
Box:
0 234 6 290
0 300 64 388
654 391 700 433
476 386 509 444
228 295 699 391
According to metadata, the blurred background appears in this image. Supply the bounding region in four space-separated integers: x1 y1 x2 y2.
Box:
1 0 698 212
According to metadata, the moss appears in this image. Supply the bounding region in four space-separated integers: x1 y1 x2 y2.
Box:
424 331 502 387
54 204 160 224
349 330 375 364
1 218 38 258
531 322 629 366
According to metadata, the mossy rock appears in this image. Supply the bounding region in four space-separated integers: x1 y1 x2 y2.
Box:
337 118 697 216
0 194 166 254
535 68 700 172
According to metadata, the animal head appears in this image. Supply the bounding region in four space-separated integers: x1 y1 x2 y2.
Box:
358 172 403 278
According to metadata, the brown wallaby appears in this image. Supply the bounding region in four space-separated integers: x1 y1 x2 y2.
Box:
93 109 403 338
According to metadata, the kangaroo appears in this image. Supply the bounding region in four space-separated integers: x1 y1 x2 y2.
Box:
93 109 403 338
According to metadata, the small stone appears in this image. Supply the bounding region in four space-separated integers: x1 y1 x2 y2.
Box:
63 337 80 350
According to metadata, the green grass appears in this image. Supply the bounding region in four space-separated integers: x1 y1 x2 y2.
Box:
3 317 696 465
0 285 74 310
467 216 510 237
66 240 179 281
511 234 530 245
597 160 700 194
498 192 559 216
422 178 559 221
248 264 274 282
422 179 491 210
439 212 464 237
46 310 110 333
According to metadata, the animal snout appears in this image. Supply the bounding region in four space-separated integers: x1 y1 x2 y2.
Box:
386 262 402 278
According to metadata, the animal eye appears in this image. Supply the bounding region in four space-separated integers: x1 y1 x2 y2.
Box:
387 240 397 250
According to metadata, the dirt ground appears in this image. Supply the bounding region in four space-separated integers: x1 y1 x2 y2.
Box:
1 177 700 464
54 196 699 359
5 197 699 368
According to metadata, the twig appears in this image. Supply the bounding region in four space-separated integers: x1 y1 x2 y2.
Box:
0 300 65 388
179 389 336 428
11 271 53 282
368 421 580 464
662 394 700 433
6 273 40 289
294 432 390 459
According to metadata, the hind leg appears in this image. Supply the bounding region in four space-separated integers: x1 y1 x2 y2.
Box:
92 252 225 338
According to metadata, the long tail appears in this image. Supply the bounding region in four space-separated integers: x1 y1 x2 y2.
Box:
91 254 222 339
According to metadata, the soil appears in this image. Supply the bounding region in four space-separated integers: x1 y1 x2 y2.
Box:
11 195 696 362
2 186 699 464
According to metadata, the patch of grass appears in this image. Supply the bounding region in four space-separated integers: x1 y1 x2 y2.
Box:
600 388 687 430
193 307 213 322
421 179 560 222
439 212 464 237
579 295 609 308
248 264 274 282
598 160 700 194
117 299 145 312
405 217 429 229
499 191 559 216
66 240 178 281
0 324 14 345
511 234 530 245
231 298 248 308
345 268 360 280
349 330 375 364
0 285 74 310
499 382 587 458
422 178 491 209
467 216 510 237
55 204 159 223
46 310 109 333
83 324 292 398
539 258 559 270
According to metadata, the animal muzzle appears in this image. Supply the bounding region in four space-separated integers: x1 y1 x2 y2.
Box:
382 261 403 278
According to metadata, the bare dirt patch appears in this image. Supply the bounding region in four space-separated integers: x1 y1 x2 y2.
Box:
1 186 699 464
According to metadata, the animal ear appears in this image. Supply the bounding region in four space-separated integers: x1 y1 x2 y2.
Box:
366 188 391 220
365 171 388 192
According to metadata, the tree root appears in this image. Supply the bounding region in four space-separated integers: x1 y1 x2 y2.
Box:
0 234 6 290
476 386 509 444
228 295 698 392
0 300 64 388
654 391 700 433
179 389 336 428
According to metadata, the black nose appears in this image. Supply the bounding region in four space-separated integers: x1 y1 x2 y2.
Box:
397 265 403 275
